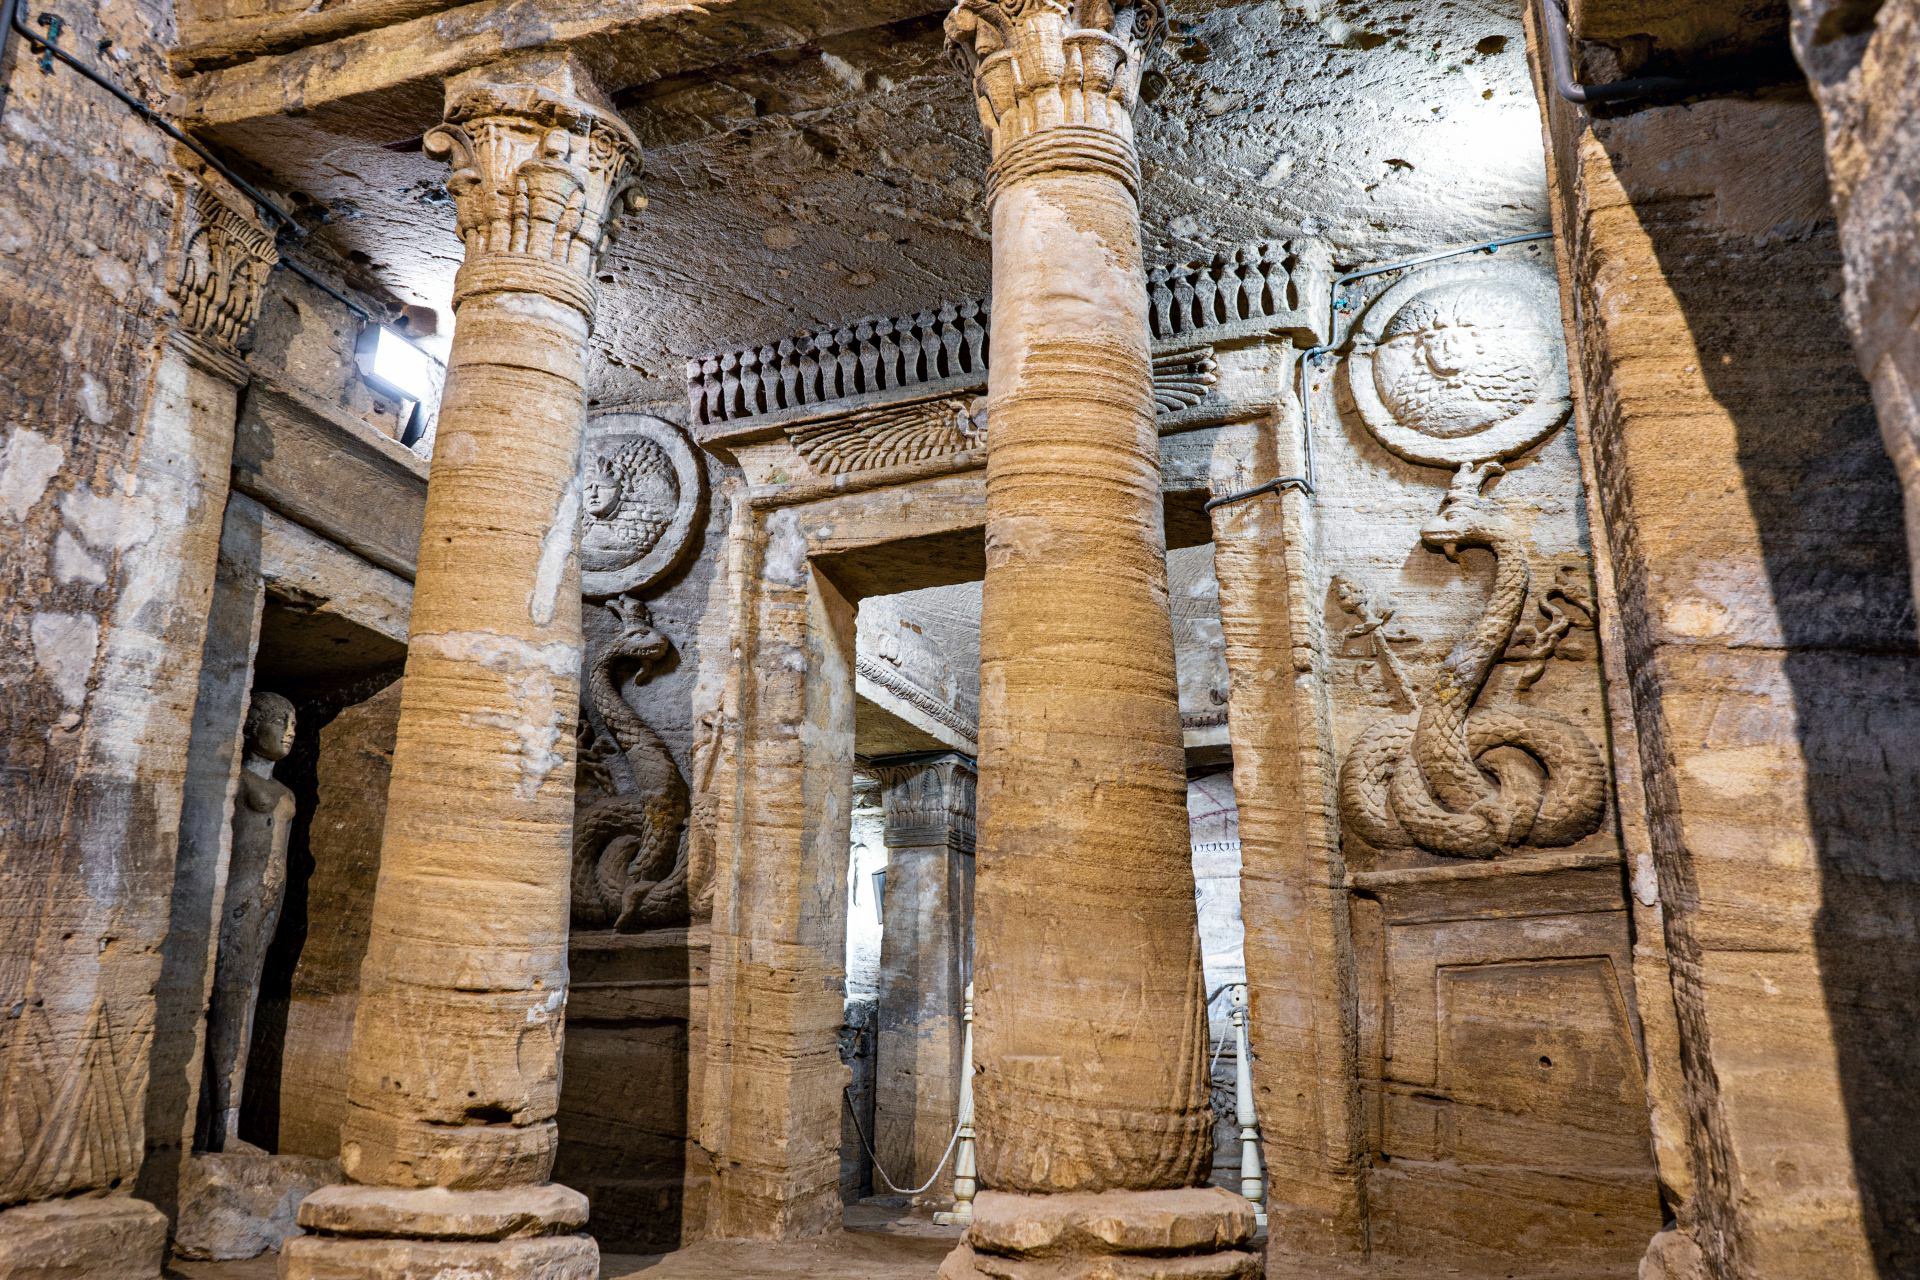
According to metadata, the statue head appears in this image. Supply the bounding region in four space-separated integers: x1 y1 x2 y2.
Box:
584 454 624 519
245 692 297 763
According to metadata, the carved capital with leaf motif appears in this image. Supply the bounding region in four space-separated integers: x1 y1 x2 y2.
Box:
165 168 279 381
945 0 1166 203
425 82 643 318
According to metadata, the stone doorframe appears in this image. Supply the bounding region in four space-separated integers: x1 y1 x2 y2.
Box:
691 328 1323 1240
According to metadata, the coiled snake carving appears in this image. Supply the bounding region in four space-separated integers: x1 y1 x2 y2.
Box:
573 595 690 930
1338 462 1606 858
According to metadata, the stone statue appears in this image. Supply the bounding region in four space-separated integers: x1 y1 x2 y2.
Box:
201 691 296 1152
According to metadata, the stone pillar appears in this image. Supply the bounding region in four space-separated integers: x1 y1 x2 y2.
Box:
873 754 976 1198
0 158 274 1278
941 3 1257 1274
282 54 641 1280
1791 4 1920 618
1205 411 1368 1259
1529 38 1920 1276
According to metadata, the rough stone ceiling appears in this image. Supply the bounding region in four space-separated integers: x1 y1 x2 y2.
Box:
220 0 1547 409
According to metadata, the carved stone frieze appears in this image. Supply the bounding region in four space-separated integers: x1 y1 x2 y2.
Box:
787 396 985 476
857 655 979 742
424 83 643 314
1337 463 1607 859
776 347 1220 478
1347 258 1570 469
580 413 705 599
1151 344 1219 414
166 172 279 375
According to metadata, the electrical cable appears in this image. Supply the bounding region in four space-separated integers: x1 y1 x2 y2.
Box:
1533 0 1692 106
1203 231 1556 515
0 3 443 370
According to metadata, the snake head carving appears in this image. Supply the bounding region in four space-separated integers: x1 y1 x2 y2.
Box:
1421 460 1507 563
605 593 671 666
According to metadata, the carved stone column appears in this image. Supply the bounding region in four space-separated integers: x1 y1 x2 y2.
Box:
282 55 640 1280
941 3 1257 1275
873 754 976 1198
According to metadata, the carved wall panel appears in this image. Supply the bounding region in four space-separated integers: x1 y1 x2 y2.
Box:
581 412 707 600
562 409 729 1250
1308 243 1660 1264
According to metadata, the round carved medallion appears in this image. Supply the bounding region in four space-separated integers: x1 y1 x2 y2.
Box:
580 412 706 599
1346 258 1569 469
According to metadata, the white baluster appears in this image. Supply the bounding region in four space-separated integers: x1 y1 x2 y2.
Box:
934 982 977 1227
1231 983 1266 1227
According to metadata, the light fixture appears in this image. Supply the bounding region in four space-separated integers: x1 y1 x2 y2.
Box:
357 324 436 402
355 324 441 447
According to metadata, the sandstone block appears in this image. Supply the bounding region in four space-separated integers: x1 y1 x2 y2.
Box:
294 1182 588 1239
277 1233 598 1280
174 1150 339 1261
945 1188 1259 1280
0 1197 166 1280
967 1187 1257 1257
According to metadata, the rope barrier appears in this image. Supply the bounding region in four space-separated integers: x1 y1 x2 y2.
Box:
842 1085 967 1198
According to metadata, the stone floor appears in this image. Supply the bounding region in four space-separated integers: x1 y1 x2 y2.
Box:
164 1203 1634 1280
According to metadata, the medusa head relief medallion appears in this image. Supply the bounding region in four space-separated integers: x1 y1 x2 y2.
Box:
580 413 707 599
1347 257 1570 470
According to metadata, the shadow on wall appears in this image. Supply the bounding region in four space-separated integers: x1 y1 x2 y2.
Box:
1615 100 1920 1274
240 665 404 1151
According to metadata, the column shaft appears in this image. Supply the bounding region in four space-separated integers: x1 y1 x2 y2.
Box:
286 56 640 1280
942 3 1255 1275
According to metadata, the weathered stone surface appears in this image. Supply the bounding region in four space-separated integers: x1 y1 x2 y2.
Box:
275 678 400 1159
173 1150 337 1261
556 928 712 1252
0 1197 167 1280
967 1188 1256 1258
278 1232 598 1280
295 1183 587 1239
0 0 276 1241
1793 1 1920 625
1535 51 1920 1279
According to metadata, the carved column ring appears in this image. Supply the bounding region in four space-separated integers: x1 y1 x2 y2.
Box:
987 125 1142 206
453 255 597 317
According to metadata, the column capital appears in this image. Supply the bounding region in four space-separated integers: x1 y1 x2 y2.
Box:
875 754 978 852
165 165 279 383
425 67 643 316
944 0 1166 201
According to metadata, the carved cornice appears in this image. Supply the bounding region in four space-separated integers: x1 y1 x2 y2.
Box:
166 172 278 381
789 397 985 477
945 0 1166 201
780 348 1209 478
857 655 979 743
425 83 643 314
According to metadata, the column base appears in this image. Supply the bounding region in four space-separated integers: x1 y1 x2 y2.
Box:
0 1195 167 1280
939 1187 1260 1280
280 1183 598 1280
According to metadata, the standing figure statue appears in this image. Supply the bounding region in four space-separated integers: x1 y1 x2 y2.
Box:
201 691 297 1151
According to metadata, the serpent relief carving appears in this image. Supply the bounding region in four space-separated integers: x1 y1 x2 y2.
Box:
573 594 691 930
1338 462 1607 859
